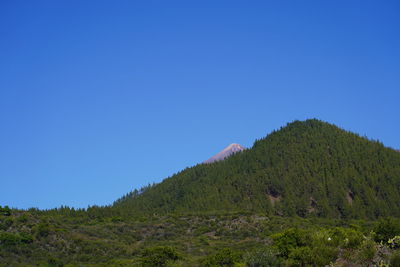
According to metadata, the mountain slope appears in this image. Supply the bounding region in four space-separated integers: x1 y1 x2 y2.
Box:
204 143 245 163
115 119 400 219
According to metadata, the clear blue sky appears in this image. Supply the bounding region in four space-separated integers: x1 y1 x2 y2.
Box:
1 1 399 209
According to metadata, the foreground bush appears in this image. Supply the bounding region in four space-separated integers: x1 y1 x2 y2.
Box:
391 250 400 267
244 247 281 267
271 227 372 266
271 228 309 258
374 217 400 243
202 248 242 267
140 246 180 267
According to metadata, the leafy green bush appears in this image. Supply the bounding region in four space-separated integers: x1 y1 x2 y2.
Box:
34 222 51 238
0 206 11 216
310 245 338 266
284 243 338 267
272 227 359 266
326 227 363 249
202 248 241 267
141 246 180 267
0 217 13 230
0 232 20 246
271 228 309 258
357 238 376 263
46 257 64 267
19 232 34 243
390 250 400 267
0 231 33 246
374 217 400 242
388 236 400 249
244 247 281 267
286 246 313 266
17 214 29 223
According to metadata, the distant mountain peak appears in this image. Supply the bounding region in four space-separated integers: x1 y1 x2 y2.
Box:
204 143 245 164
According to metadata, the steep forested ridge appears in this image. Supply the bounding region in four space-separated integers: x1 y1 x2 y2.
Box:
115 119 400 219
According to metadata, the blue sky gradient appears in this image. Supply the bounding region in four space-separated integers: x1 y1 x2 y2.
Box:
1 1 399 209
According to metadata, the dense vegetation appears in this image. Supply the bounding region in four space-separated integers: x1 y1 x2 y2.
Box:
1 119 400 266
115 119 400 219
2 206 400 266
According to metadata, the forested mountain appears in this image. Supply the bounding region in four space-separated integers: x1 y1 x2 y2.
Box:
115 119 400 219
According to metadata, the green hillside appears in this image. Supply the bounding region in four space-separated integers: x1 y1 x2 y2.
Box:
115 119 400 219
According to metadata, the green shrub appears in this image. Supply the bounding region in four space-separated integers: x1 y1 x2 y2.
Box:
202 248 241 267
0 217 13 230
390 251 400 267
271 227 345 266
34 222 51 238
17 214 29 223
343 230 364 249
374 217 400 242
0 231 33 247
141 246 180 267
110 216 123 222
357 238 376 263
311 245 338 266
0 232 20 246
271 228 309 258
244 247 281 267
47 257 64 267
388 236 400 249
0 206 11 216
286 246 313 266
326 227 363 249
19 232 34 243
